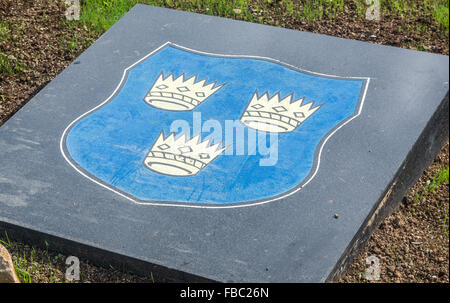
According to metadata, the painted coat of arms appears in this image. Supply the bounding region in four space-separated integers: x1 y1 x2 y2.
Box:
61 42 369 208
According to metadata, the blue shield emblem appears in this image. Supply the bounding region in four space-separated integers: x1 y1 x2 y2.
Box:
61 42 369 208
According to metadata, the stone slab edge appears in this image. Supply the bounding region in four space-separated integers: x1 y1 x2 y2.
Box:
328 92 449 282
0 92 447 283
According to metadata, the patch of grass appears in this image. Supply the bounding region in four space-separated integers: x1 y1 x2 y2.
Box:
75 0 449 38
78 0 360 35
381 0 449 35
60 35 83 52
0 21 12 41
0 233 67 283
294 0 345 22
354 0 368 18
0 21 26 75
0 52 26 75
0 231 12 248
0 231 154 283
381 0 415 17
431 166 450 236
283 0 294 13
433 0 449 31
78 0 258 33
428 166 449 192
414 166 449 202
302 1 325 22
0 21 24 44
78 0 146 33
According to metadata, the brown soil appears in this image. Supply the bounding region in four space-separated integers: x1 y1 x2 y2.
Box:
0 0 94 125
0 0 448 283
341 143 449 283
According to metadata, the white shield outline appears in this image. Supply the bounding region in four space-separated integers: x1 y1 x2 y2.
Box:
60 41 370 209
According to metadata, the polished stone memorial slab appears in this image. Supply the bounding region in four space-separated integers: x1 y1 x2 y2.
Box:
0 4 448 282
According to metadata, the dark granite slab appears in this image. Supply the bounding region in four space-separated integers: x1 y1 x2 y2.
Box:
0 4 448 282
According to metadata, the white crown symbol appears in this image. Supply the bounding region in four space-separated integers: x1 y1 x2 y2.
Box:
240 91 322 133
144 131 227 176
144 72 224 111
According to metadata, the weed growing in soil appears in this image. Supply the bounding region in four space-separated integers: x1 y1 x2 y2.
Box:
414 166 449 202
0 231 12 248
0 52 26 75
0 232 68 283
0 21 26 75
0 21 11 40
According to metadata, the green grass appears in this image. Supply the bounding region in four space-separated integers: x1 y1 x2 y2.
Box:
78 0 147 33
76 0 449 37
60 35 82 52
0 231 12 248
414 166 449 202
0 21 25 44
0 21 26 75
302 0 345 21
0 52 26 75
354 0 368 17
433 0 449 31
1 0 448 283
381 0 415 16
381 0 449 34
0 231 155 283
78 0 259 33
77 0 365 34
431 166 450 236
0 232 66 283
428 166 449 192
412 165 449 237
0 21 11 41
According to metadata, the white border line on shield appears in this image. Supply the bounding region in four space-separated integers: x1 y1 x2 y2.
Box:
60 41 371 209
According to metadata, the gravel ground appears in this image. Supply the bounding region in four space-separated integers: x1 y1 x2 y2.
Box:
341 143 449 283
0 0 448 283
